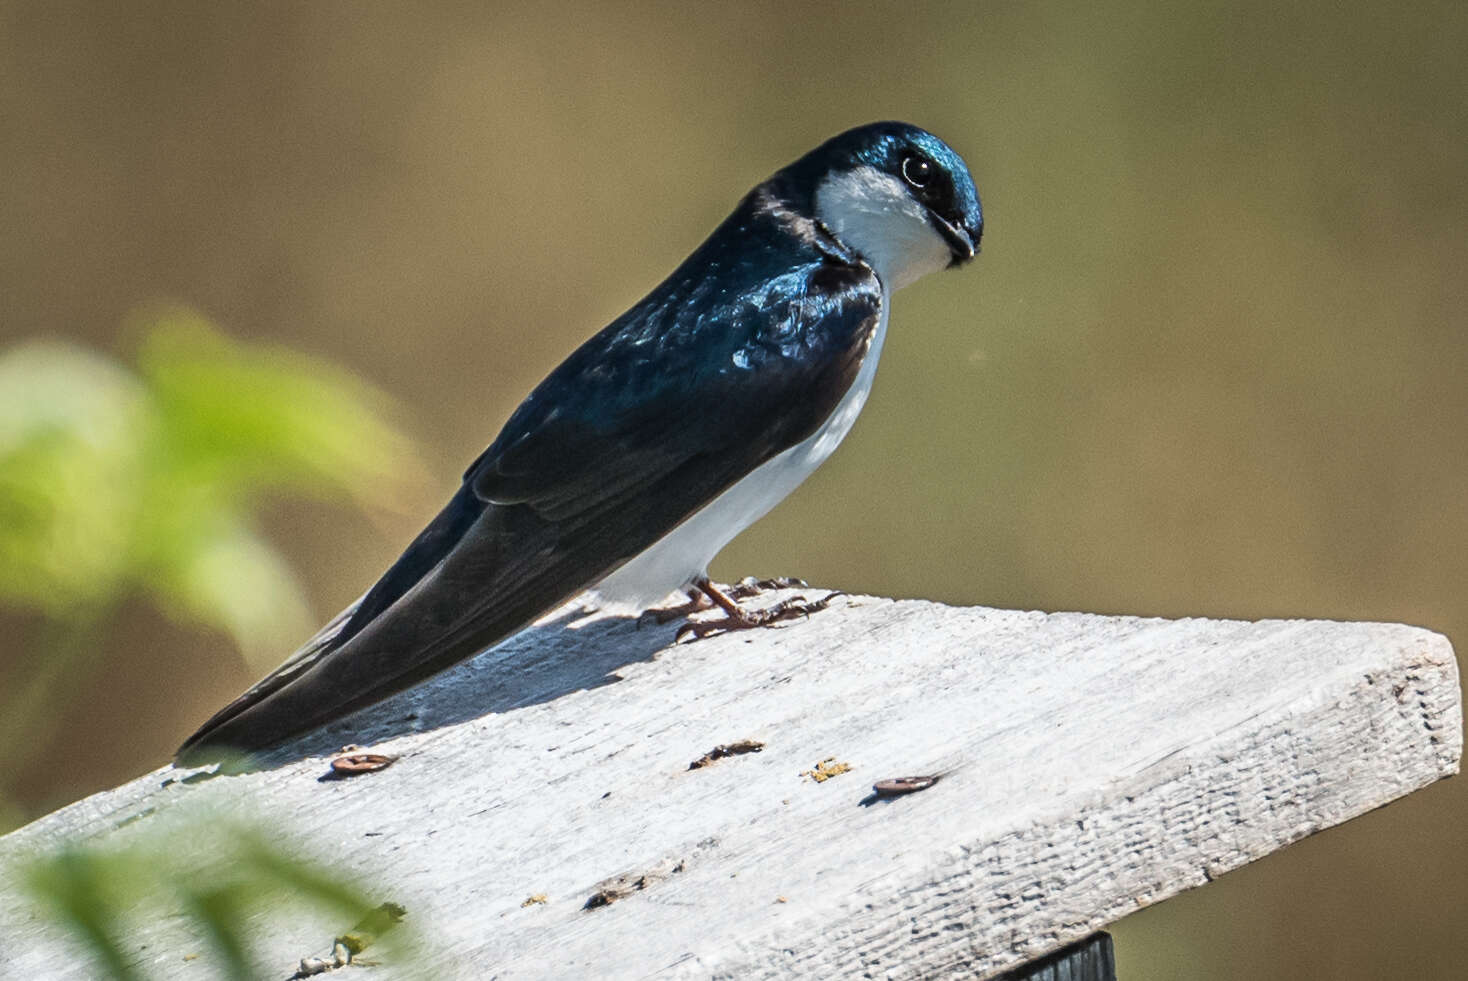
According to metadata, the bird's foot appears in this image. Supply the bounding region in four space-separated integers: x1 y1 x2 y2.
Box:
637 590 713 627
675 578 842 643
724 576 809 600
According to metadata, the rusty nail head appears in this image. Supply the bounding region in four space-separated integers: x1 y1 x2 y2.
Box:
872 775 940 797
331 753 396 775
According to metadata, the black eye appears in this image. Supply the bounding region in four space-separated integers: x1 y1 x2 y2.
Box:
900 154 933 189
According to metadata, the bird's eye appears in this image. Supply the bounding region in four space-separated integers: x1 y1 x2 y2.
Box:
900 154 933 189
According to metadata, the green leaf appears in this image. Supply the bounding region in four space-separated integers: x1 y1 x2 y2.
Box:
134 306 422 514
176 882 258 981
19 823 405 981
0 310 427 797
0 342 150 613
23 845 150 981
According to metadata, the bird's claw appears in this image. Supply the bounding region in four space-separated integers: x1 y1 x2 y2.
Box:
725 576 810 599
674 590 843 643
637 592 712 628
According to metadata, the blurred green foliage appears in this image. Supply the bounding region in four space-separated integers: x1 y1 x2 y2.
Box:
19 822 400 980
0 309 421 817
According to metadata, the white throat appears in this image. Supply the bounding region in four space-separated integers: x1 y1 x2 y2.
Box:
813 165 952 290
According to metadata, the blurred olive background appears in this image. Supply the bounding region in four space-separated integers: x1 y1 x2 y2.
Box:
1 1 1463 977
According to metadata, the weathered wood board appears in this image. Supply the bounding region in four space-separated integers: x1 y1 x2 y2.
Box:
0 592 1459 979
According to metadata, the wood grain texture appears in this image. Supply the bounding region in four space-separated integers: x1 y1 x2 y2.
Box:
0 592 1459 979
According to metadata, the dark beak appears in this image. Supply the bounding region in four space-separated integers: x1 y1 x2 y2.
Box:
930 212 981 267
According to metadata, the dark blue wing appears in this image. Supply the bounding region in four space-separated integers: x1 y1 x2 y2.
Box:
333 246 881 651
470 260 881 526
177 195 882 762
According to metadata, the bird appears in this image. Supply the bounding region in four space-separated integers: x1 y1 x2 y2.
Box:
177 121 983 764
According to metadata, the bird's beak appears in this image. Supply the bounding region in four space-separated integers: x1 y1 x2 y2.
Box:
931 213 980 267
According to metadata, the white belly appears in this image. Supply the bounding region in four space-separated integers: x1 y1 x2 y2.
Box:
592 300 890 609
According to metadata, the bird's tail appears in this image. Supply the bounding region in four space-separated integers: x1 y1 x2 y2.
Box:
175 595 364 765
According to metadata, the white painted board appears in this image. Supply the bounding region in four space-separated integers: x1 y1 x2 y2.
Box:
0 591 1459 979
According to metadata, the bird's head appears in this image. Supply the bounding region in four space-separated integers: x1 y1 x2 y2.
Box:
779 121 983 291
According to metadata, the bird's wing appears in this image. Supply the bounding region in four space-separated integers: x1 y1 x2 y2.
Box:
470 262 882 523
177 259 881 762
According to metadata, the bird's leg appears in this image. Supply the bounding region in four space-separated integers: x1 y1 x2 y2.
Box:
724 576 809 600
675 577 843 643
638 588 713 627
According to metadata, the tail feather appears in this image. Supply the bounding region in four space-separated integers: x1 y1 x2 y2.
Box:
173 499 609 764
175 596 362 763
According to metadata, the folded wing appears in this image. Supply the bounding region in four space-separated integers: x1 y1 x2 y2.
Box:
177 256 881 762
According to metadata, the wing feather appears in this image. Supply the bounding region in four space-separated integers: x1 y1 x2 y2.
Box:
177 239 882 761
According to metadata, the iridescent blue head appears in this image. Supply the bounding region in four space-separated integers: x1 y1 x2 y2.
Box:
776 121 983 290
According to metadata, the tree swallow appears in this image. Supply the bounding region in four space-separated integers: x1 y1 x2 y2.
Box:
178 121 983 763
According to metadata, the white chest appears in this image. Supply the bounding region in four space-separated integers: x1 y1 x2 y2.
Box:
592 300 890 608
